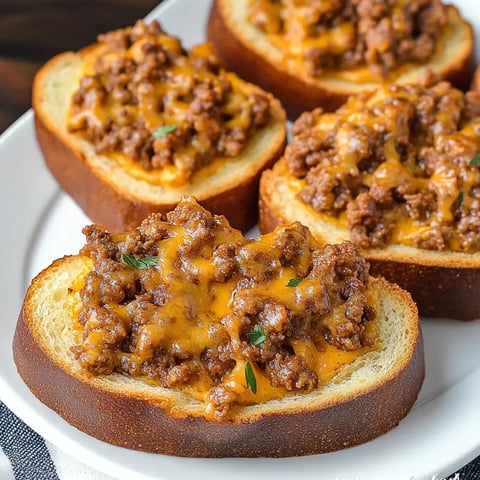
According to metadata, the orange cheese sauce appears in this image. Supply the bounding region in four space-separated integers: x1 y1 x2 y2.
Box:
67 22 271 186
246 0 448 79
71 199 378 420
287 82 480 253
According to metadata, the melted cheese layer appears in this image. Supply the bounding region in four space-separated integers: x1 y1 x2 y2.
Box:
67 22 271 186
72 199 378 419
287 82 480 252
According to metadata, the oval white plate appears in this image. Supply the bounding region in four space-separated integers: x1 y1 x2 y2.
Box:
1 1 480 479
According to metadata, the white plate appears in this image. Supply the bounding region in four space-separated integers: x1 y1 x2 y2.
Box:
1 0 480 479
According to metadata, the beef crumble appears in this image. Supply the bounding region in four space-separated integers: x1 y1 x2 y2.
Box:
286 80 480 253
248 0 447 78
67 21 271 185
72 197 375 419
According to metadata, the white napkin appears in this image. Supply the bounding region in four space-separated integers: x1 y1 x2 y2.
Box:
46 443 115 480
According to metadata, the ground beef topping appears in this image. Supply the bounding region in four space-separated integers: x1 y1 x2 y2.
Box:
71 197 376 420
67 20 272 186
286 80 480 253
247 0 448 79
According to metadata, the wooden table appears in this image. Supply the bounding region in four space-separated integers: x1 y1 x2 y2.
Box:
0 0 159 132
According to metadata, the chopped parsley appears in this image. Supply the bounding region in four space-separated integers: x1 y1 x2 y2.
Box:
121 253 158 270
469 154 480 165
152 124 177 138
244 361 257 394
248 325 266 346
286 277 302 287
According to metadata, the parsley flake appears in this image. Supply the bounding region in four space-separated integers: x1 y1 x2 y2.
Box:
244 361 257 394
470 154 480 165
458 191 464 208
248 325 266 346
286 277 302 287
121 253 158 270
153 125 177 138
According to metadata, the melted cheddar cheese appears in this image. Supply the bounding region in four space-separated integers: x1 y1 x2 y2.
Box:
247 0 448 79
287 81 480 253
72 198 378 420
67 21 272 186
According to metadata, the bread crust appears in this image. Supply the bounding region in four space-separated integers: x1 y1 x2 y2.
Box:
471 66 480 93
259 161 480 320
207 1 475 120
33 47 286 233
13 256 423 457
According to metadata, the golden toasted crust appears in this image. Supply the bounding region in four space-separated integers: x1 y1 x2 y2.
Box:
208 1 475 120
259 160 480 320
367 259 480 320
32 47 286 232
471 66 480 93
13 255 423 457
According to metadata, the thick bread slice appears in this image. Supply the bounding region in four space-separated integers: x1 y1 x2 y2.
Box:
260 160 480 320
207 0 474 119
32 47 286 232
14 255 423 457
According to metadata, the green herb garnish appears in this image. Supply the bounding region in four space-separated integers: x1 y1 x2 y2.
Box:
244 361 257 394
458 191 464 208
152 125 177 138
248 325 266 346
121 253 158 270
469 154 480 165
286 277 302 287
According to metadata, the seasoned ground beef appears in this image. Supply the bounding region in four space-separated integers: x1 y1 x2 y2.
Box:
248 0 447 78
72 197 375 419
286 80 480 253
67 21 271 184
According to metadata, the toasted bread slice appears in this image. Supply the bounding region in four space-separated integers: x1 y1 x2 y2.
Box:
32 26 286 233
260 159 480 320
207 0 474 119
14 217 423 457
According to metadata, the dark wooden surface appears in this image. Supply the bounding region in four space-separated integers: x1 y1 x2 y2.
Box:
0 0 159 132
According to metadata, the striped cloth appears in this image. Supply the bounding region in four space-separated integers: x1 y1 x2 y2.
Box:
0 402 114 480
1 400 479 479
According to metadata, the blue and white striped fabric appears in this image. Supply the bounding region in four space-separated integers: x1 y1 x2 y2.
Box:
2 400 480 480
0 402 58 479
0 402 115 480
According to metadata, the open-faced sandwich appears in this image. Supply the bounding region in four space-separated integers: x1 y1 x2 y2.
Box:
207 0 474 119
260 79 480 320
14 197 423 457
33 20 286 232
